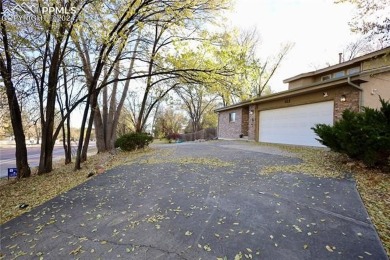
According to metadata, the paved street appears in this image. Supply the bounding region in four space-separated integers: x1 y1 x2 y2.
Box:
0 141 387 259
0 143 95 178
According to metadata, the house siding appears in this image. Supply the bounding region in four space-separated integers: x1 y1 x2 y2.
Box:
254 85 360 140
362 55 390 71
288 78 315 89
217 86 370 143
218 108 243 139
360 71 390 109
216 47 390 146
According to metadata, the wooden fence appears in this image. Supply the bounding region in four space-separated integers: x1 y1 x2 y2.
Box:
179 128 217 142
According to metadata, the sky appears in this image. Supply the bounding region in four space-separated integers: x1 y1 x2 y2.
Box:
71 0 359 128
227 0 359 92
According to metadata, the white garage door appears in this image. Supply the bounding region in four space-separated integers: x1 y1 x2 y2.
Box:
259 101 334 147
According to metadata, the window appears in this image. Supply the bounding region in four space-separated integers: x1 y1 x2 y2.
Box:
333 71 345 78
229 112 236 122
347 67 360 75
321 75 331 81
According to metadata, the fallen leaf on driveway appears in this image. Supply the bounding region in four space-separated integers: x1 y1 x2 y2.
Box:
292 225 302 232
69 246 82 255
234 251 243 260
326 245 333 252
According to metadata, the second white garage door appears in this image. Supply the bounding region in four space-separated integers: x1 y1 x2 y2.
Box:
259 101 334 147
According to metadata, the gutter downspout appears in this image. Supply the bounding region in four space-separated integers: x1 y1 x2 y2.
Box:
347 77 363 111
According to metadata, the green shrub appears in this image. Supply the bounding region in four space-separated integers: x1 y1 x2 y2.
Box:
114 132 153 151
312 97 390 169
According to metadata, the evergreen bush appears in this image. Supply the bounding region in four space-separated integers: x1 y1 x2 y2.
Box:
115 132 153 151
312 97 390 169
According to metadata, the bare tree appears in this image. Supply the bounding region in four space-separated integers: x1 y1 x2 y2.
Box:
93 33 141 152
342 37 375 61
20 1 91 174
336 0 390 45
56 61 83 164
253 42 294 97
175 84 218 132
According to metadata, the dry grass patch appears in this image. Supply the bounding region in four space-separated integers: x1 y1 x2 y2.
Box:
0 148 152 225
354 169 390 255
259 143 390 256
140 156 233 168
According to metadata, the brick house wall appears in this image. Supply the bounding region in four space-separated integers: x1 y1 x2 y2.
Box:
241 106 249 136
217 87 361 142
333 86 360 121
218 108 243 139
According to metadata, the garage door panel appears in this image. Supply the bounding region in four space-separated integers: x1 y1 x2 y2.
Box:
259 101 334 147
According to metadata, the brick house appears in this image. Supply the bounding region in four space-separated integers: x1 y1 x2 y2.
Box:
216 47 390 147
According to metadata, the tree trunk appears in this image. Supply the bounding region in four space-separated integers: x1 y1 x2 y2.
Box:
34 123 40 144
75 55 105 170
94 106 106 152
94 33 141 151
103 79 111 148
5 82 31 178
66 116 72 163
93 64 119 153
81 109 94 162
63 65 72 164
105 81 116 150
74 92 91 170
0 6 31 178
135 26 162 133
38 22 67 174
81 88 100 163
62 124 71 164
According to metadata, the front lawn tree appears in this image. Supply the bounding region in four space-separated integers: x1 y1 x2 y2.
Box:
15 0 90 174
125 1 230 133
205 29 255 106
195 28 292 106
0 1 31 178
73 0 231 169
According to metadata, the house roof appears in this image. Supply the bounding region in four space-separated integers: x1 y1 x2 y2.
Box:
215 75 366 112
283 46 390 83
215 46 390 113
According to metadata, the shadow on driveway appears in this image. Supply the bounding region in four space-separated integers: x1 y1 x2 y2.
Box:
0 141 387 259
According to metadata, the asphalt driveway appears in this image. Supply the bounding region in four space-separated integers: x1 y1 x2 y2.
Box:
0 141 387 259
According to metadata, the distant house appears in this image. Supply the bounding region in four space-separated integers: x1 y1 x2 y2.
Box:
216 47 390 147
